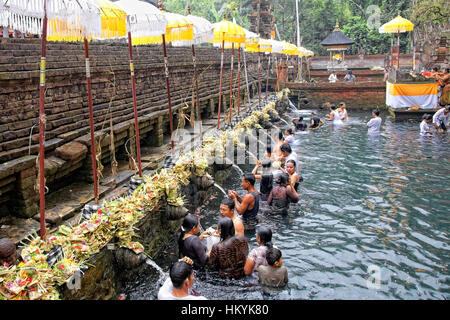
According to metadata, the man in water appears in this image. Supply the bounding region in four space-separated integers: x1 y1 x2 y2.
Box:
228 173 260 228
338 102 349 121
420 114 434 136
432 105 450 133
367 109 382 134
343 70 356 82
219 198 244 236
280 143 299 174
292 117 308 131
309 112 324 129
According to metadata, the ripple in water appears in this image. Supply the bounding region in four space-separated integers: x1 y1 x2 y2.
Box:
124 111 450 300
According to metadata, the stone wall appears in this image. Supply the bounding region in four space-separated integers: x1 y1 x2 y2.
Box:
0 38 266 219
283 81 387 110
310 53 417 70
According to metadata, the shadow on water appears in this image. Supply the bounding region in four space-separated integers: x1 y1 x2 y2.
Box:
124 110 450 300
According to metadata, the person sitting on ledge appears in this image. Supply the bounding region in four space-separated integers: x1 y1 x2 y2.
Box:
343 70 356 82
0 238 17 267
328 72 338 83
158 257 207 300
257 247 288 288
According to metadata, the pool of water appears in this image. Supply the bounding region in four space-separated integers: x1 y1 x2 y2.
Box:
124 110 450 300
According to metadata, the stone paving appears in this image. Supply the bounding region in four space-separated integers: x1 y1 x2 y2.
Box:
0 100 257 246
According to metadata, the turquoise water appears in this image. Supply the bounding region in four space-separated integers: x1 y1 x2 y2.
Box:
124 110 449 300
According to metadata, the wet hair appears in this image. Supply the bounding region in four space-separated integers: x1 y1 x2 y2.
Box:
169 261 193 289
348 70 353 75
432 67 438 72
339 102 346 107
423 113 432 121
261 158 272 168
221 197 235 210
286 128 294 135
445 68 450 73
330 104 337 110
218 217 235 241
242 173 256 186
280 143 292 154
266 146 272 155
266 247 282 266
445 105 450 112
277 131 284 141
372 109 380 116
298 116 304 121
286 159 296 168
256 226 273 249
178 214 199 255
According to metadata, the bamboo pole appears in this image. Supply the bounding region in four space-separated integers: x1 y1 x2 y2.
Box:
83 38 99 204
192 44 202 137
265 53 271 99
217 35 225 129
258 46 261 107
38 0 48 240
162 34 175 151
228 43 234 123
127 32 143 176
237 45 241 115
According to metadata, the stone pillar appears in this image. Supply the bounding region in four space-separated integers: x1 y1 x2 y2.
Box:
209 99 215 116
150 116 164 147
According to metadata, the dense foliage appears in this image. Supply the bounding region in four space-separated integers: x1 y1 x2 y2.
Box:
157 0 444 57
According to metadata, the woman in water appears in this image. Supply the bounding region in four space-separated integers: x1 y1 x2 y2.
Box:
244 227 274 278
282 160 302 192
208 217 249 279
252 159 274 201
272 130 285 161
284 128 295 146
326 105 343 126
338 102 349 121
266 173 300 216
158 257 207 300
178 214 209 270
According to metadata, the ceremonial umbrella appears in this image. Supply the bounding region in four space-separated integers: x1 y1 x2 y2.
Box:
172 7 214 137
210 19 246 129
0 0 102 239
214 27 256 117
127 1 194 151
115 0 167 175
246 38 274 102
379 15 414 68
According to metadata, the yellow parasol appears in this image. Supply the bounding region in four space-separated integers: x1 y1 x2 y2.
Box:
379 15 414 33
211 19 246 45
282 41 299 55
379 15 414 69
47 0 126 42
211 19 246 128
